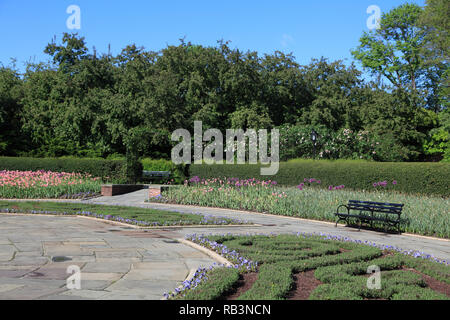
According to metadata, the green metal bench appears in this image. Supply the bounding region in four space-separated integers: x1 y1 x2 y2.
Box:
335 200 404 233
142 170 171 181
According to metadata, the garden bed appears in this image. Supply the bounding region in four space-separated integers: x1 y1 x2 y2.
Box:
0 170 102 199
167 234 450 300
0 201 250 227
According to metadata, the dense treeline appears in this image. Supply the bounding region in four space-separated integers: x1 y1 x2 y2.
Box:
0 2 448 162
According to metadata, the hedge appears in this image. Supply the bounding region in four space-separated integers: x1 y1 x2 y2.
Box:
0 157 127 182
189 159 450 196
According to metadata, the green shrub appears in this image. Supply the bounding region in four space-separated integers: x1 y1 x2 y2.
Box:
0 156 127 182
141 158 187 184
177 267 240 300
196 235 449 300
189 159 450 196
238 264 293 300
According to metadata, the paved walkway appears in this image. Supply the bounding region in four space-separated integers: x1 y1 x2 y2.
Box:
0 214 215 300
1 189 448 300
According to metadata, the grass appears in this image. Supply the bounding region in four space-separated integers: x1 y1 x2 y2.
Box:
172 234 450 300
151 179 450 238
0 201 249 227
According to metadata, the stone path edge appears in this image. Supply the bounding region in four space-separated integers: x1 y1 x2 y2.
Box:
177 238 234 267
145 201 450 243
160 267 197 300
159 238 234 300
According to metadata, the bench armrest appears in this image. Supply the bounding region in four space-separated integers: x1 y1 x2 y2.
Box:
335 204 349 215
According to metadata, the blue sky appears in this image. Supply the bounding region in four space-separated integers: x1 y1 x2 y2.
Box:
0 0 424 74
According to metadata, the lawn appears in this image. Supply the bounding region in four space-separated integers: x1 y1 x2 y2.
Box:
150 177 450 238
0 201 249 227
167 234 450 300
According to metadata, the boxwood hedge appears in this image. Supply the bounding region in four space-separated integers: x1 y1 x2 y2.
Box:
189 159 450 196
0 157 127 182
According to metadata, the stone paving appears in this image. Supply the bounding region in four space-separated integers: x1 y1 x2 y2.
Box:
0 188 448 300
0 214 215 300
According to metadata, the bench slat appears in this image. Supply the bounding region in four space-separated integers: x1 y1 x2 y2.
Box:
347 205 402 213
349 200 403 207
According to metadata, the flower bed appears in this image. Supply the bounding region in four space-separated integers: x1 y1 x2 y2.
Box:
0 201 250 227
166 233 450 300
0 170 102 199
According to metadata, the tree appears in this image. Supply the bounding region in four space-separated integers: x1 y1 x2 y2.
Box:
419 0 449 110
352 4 428 95
299 58 363 131
0 65 26 154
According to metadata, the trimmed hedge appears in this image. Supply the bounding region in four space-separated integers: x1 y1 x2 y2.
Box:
0 157 127 182
189 159 450 196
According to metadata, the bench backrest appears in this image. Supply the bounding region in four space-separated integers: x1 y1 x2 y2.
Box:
142 170 171 177
348 200 403 214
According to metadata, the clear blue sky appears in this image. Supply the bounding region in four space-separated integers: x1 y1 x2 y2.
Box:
0 0 424 73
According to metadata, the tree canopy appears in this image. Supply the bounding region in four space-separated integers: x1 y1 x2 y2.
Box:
0 2 448 162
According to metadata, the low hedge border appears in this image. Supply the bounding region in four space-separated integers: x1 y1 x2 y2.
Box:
189 160 450 196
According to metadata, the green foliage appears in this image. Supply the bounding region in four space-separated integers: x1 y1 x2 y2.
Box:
352 4 429 95
140 158 187 184
0 66 29 155
0 156 127 182
0 201 243 226
177 267 240 300
423 109 450 161
419 0 450 110
310 254 449 300
0 28 446 161
278 124 378 161
189 159 450 196
186 234 449 300
238 264 293 300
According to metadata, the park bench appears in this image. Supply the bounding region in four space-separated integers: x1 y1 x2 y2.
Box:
334 200 404 233
142 170 171 181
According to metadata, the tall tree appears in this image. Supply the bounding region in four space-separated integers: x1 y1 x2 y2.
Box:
352 4 428 95
419 0 449 110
